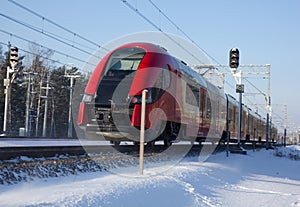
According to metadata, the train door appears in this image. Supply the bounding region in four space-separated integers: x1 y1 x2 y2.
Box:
199 88 206 136
203 90 211 138
174 69 183 123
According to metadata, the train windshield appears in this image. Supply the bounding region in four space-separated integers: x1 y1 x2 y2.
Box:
95 47 146 105
104 47 146 75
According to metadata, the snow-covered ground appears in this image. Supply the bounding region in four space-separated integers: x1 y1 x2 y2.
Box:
0 146 300 207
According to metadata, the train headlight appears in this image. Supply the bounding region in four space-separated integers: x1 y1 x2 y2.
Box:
129 90 152 104
131 97 139 104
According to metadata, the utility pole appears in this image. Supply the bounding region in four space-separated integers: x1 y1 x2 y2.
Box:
228 48 246 154
25 72 33 136
42 74 51 137
50 97 56 137
283 104 287 147
36 74 52 137
236 71 243 147
2 45 18 135
265 64 271 149
35 80 43 136
24 71 39 136
65 72 80 138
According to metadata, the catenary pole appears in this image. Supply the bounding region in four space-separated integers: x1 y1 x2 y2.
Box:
42 74 50 137
65 72 80 138
25 72 33 136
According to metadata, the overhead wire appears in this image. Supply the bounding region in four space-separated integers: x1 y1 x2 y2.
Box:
244 78 266 97
3 1 273 116
0 41 90 73
8 0 108 51
0 29 97 68
121 0 206 64
142 0 240 93
146 0 259 106
146 0 270 107
0 40 62 66
0 13 103 60
122 0 252 102
1 1 282 127
147 0 221 65
144 1 274 123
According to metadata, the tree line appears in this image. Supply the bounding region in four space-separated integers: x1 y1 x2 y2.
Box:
0 45 89 138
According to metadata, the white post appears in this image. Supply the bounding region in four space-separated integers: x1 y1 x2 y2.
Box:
67 76 74 138
139 89 148 175
3 66 11 135
237 72 242 147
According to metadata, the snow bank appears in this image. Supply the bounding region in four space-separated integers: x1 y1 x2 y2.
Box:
0 150 184 185
274 145 300 160
0 148 300 207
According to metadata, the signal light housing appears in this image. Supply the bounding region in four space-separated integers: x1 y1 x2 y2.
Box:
9 46 18 68
229 48 239 69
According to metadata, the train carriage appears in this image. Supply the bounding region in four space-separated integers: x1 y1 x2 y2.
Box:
78 42 275 146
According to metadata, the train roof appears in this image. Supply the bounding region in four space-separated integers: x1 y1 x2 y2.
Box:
116 42 169 55
124 42 210 89
226 94 239 106
176 59 207 88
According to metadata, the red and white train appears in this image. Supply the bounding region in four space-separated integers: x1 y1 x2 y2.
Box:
77 42 277 146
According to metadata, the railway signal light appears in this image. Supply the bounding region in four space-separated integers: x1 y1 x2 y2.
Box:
9 46 18 68
229 48 239 69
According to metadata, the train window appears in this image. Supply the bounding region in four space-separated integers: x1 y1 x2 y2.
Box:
154 65 170 90
162 65 171 89
151 65 171 102
229 108 233 123
200 88 206 116
186 83 199 106
206 95 211 119
104 47 146 75
96 47 145 105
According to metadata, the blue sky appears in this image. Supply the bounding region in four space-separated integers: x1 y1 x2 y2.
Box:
1 0 299 133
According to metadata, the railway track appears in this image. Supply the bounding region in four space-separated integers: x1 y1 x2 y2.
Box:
0 138 270 185
0 137 267 161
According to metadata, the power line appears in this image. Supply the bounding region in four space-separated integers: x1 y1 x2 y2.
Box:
147 0 271 100
8 0 108 51
244 78 266 95
0 40 60 65
122 0 162 31
0 41 89 73
0 29 97 68
147 0 221 65
0 13 102 60
121 0 205 64
41 29 97 52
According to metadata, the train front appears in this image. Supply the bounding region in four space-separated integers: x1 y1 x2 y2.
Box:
78 42 175 144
